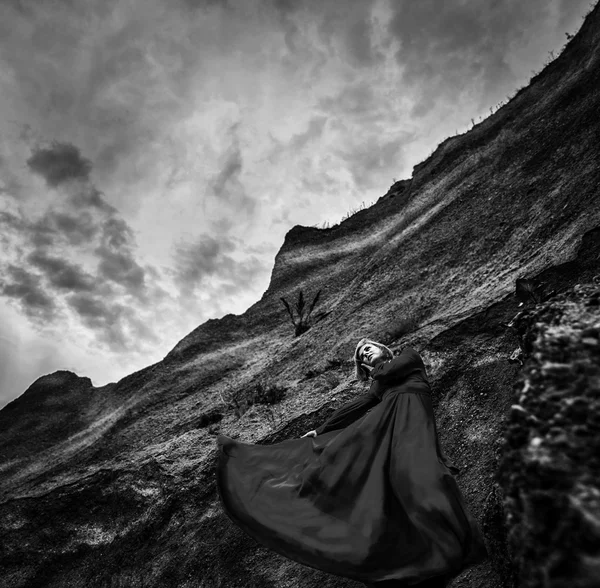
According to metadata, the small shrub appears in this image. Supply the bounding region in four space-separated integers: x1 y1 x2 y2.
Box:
326 357 345 370
198 409 223 428
252 382 287 405
515 277 549 304
207 423 221 435
314 372 341 393
339 200 374 223
280 290 322 336
304 368 320 379
387 313 421 341
221 382 287 418
323 373 340 388
304 357 346 381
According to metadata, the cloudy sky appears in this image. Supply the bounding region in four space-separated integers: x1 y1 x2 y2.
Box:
0 0 593 407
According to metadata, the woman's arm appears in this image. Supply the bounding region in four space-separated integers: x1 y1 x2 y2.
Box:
314 391 379 435
370 347 423 384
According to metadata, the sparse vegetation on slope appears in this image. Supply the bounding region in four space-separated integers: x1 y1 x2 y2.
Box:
220 381 288 419
280 289 322 336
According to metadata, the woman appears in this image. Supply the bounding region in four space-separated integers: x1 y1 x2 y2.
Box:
216 339 488 587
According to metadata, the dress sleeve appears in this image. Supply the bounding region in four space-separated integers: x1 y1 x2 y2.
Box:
315 391 379 435
371 347 423 385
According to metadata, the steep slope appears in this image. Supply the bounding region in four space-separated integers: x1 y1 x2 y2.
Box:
1 4 600 588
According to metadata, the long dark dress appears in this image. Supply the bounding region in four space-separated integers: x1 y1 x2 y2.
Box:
216 347 488 586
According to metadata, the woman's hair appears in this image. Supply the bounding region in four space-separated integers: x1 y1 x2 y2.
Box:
354 338 394 382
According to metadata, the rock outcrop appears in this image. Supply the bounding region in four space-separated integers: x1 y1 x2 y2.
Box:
1 4 600 588
499 283 600 588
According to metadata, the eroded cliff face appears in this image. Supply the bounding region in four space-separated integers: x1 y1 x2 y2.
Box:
499 283 600 588
1 4 600 588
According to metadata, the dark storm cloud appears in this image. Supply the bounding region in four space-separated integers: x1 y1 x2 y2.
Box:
344 18 377 66
314 76 414 190
0 211 25 232
175 235 236 290
96 246 146 295
26 141 92 187
0 210 54 249
30 222 55 249
99 217 135 250
127 315 159 343
219 255 269 295
95 217 147 297
1 208 99 250
71 187 117 214
177 0 230 10
385 0 562 116
210 124 256 215
271 0 385 67
287 116 328 151
174 234 267 297
339 135 408 190
1 135 157 352
0 166 23 199
0 207 154 346
66 293 128 350
320 82 375 117
43 211 100 246
1 5 185 181
26 251 96 292
0 265 57 321
67 292 159 351
212 147 241 199
1 201 156 350
319 2 381 67
67 293 115 322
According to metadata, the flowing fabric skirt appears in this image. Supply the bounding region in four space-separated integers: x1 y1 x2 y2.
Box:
216 390 488 586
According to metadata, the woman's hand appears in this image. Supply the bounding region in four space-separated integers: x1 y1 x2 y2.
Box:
301 430 317 438
361 363 374 373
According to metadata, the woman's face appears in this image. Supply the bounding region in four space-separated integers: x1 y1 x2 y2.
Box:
359 343 384 366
